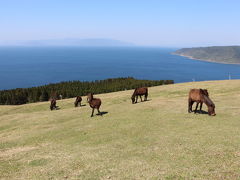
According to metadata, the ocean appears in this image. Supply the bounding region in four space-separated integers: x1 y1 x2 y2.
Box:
0 46 240 90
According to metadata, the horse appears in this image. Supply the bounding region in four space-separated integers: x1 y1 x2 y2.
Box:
87 93 102 117
50 98 57 110
74 96 82 107
131 87 148 104
194 89 209 112
188 89 216 116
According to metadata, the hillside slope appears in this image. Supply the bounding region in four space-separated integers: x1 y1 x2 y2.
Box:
1 80 240 179
174 46 240 64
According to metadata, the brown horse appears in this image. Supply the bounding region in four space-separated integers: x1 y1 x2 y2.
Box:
74 96 82 107
131 87 148 104
50 98 57 110
87 93 102 117
188 89 216 116
194 89 209 112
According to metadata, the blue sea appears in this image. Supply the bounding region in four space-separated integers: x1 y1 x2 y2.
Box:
0 46 240 90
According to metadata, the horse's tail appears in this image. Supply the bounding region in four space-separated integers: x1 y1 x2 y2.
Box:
188 97 193 113
145 88 148 100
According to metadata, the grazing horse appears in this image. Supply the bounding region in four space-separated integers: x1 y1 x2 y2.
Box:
194 89 209 112
188 89 216 116
131 87 148 104
87 93 102 117
74 96 82 107
50 99 57 110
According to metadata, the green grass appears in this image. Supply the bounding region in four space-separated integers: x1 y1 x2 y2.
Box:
1 80 240 179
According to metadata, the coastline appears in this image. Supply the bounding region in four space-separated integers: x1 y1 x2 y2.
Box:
172 53 240 65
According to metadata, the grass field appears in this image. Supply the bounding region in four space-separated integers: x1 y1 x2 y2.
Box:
0 80 240 179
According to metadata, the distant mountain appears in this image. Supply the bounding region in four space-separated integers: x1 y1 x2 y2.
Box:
173 46 240 64
0 38 135 47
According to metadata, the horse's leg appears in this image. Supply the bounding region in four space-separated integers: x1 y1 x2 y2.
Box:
91 108 95 117
135 95 138 103
200 102 203 113
97 108 102 116
188 98 193 113
144 94 147 101
140 95 143 102
194 103 199 114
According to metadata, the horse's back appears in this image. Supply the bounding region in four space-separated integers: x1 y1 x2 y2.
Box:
136 87 148 95
89 97 101 108
189 89 202 101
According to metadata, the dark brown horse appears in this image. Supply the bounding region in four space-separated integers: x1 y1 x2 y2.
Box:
131 87 148 104
194 89 209 112
50 98 57 111
87 93 102 117
188 89 216 116
74 96 82 107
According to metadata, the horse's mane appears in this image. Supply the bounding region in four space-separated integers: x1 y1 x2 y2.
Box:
88 93 100 102
200 89 209 96
132 88 137 97
203 95 215 107
87 93 93 101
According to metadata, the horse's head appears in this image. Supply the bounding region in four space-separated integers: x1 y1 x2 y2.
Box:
208 104 216 116
131 95 135 104
87 93 93 102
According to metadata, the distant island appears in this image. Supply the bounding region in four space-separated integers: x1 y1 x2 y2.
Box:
0 38 134 47
173 46 240 64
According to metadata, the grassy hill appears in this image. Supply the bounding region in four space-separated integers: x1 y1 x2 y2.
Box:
1 80 240 179
173 46 240 64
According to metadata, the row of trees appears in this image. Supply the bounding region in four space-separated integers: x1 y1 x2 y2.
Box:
0 77 174 105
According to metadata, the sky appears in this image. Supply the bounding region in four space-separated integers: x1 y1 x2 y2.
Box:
0 0 240 47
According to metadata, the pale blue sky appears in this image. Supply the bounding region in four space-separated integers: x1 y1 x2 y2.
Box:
0 0 240 47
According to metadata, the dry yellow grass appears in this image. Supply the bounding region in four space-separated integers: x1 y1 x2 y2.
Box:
0 80 240 179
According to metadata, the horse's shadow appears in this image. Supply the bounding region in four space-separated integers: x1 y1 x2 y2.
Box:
194 110 208 114
144 99 151 102
134 99 151 104
55 106 61 110
79 104 87 107
96 111 108 116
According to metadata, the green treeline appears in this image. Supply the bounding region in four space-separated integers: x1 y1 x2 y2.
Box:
0 77 173 105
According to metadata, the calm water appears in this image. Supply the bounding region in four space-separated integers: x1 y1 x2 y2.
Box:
0 46 240 90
